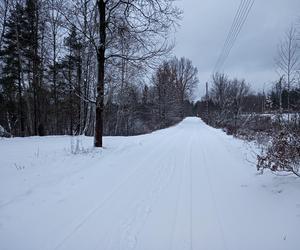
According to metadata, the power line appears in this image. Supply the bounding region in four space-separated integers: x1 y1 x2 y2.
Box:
214 0 247 72
215 0 254 73
213 0 255 74
218 0 255 71
215 0 251 72
214 0 253 73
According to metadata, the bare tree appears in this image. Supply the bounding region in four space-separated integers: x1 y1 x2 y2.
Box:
170 57 199 118
276 24 300 120
45 0 64 134
210 73 231 125
152 57 198 127
229 78 250 132
152 61 177 127
58 0 181 147
94 0 181 147
210 73 250 132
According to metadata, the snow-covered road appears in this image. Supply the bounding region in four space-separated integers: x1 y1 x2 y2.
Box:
1 117 300 250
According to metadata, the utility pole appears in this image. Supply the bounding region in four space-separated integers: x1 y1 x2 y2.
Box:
206 82 209 121
278 76 284 115
262 83 265 114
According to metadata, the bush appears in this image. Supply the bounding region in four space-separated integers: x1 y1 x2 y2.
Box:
0 125 12 138
257 130 300 177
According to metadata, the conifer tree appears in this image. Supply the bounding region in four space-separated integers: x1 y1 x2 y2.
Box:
0 3 26 136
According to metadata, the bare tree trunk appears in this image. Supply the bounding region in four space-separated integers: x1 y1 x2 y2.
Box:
53 30 58 134
67 50 74 135
94 0 106 147
15 12 25 136
31 1 40 135
0 0 9 51
80 0 88 135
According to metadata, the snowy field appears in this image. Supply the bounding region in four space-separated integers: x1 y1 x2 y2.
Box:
0 117 300 250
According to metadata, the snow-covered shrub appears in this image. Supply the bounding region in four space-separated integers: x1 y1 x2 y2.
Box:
0 125 12 138
257 130 300 177
70 136 89 154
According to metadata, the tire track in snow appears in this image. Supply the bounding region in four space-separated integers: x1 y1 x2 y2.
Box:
189 128 196 250
169 147 184 250
54 129 184 250
169 130 194 250
200 140 228 250
117 153 175 250
108 130 186 250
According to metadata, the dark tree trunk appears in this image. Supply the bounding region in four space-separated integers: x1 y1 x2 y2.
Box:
94 0 106 147
68 55 74 136
180 94 184 119
77 50 82 135
31 0 40 136
17 70 25 136
16 16 25 136
33 82 38 135
53 37 58 134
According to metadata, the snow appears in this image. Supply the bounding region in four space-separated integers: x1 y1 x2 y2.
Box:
252 113 299 122
0 117 300 250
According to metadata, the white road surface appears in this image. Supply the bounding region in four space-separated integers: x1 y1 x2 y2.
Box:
0 117 299 250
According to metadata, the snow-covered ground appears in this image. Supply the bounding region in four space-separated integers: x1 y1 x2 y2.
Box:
0 117 299 250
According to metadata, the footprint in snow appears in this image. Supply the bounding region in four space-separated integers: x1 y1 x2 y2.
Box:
57 198 66 204
271 189 283 194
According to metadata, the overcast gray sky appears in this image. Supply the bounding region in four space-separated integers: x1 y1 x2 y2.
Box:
173 0 300 98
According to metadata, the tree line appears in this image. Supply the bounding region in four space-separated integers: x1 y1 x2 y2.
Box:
0 0 200 145
195 21 300 177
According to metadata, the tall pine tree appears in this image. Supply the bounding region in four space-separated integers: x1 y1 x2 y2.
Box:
0 3 27 136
